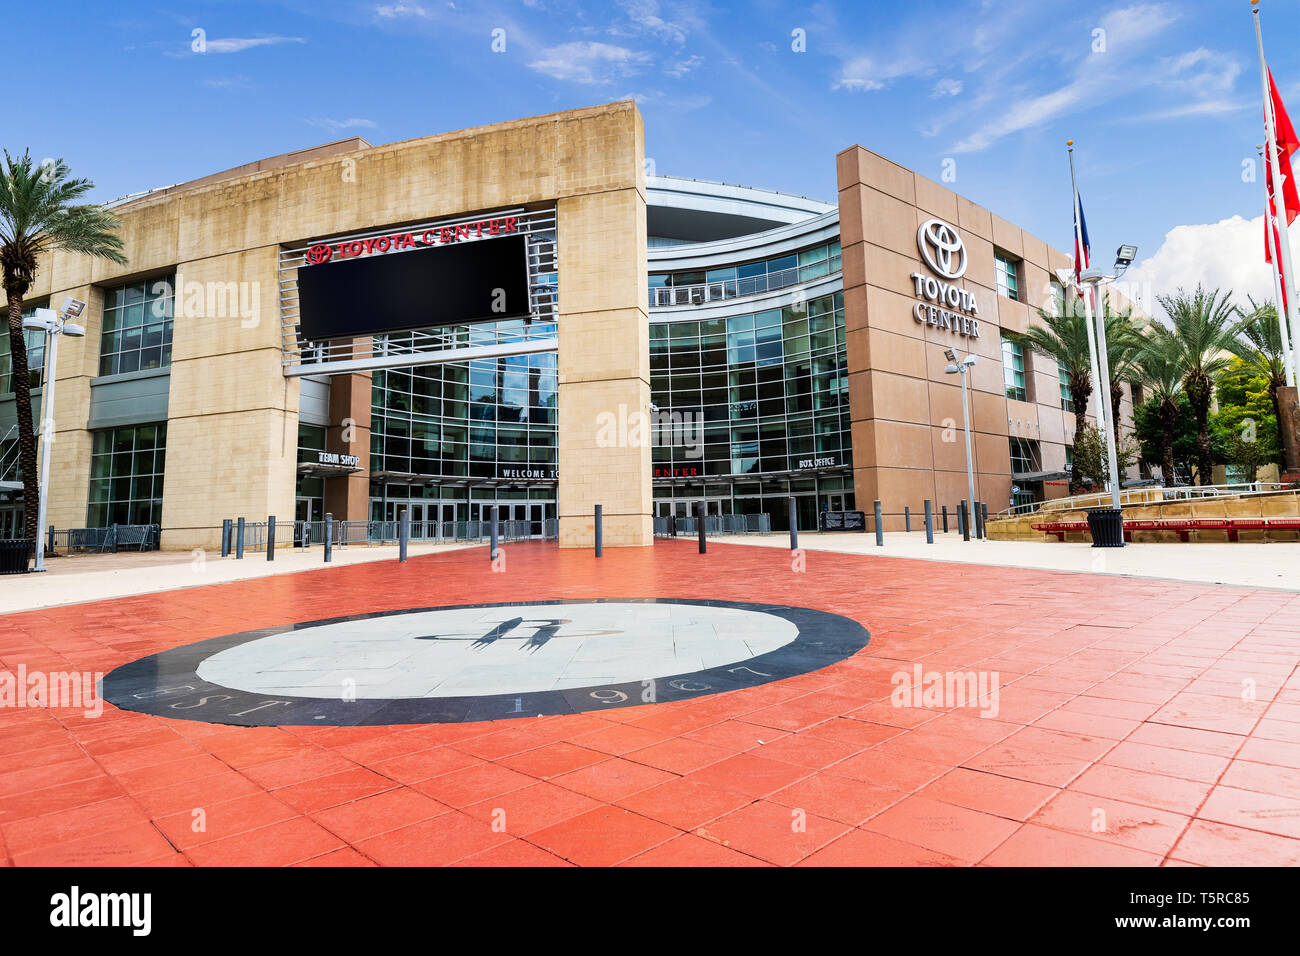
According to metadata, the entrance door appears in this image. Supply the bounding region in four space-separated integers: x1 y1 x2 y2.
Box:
294 499 312 547
529 504 543 538
408 503 425 539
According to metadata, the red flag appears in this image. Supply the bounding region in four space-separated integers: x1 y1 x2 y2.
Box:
1270 68 1299 159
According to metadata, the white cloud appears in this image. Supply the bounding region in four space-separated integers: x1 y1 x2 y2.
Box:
202 75 252 89
616 0 687 45
528 41 653 84
932 78 963 98
304 117 378 133
375 3 431 18
1119 214 1298 316
204 36 306 54
664 54 702 78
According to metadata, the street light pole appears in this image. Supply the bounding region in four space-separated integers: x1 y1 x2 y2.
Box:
24 298 87 572
1084 274 1124 510
945 350 978 541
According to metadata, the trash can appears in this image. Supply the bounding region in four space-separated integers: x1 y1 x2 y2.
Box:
0 539 33 574
1085 508 1125 548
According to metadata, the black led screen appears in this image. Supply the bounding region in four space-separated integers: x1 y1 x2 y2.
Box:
296 234 530 341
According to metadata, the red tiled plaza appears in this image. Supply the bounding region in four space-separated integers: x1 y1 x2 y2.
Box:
2 540 1298 867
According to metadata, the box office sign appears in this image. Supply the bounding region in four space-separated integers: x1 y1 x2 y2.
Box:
911 218 980 339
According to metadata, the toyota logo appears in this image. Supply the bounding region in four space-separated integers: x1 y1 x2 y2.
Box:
305 243 332 265
917 218 967 280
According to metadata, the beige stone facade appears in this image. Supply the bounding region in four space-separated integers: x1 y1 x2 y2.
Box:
837 146 1141 531
4 102 652 550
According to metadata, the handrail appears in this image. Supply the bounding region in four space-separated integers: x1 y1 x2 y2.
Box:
649 257 841 308
996 482 1294 518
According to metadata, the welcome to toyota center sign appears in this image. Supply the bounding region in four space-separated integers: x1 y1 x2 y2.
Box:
911 218 981 339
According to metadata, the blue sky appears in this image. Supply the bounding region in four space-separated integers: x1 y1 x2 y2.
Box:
7 0 1297 310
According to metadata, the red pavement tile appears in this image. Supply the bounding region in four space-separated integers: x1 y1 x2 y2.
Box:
862 794 1021 863
353 811 508 866
527 805 678 866
982 824 1165 866
5 539 1300 867
310 787 451 844
695 799 851 865
797 828 967 866
621 832 771 866
1169 820 1300 867
186 816 345 866
918 768 1059 822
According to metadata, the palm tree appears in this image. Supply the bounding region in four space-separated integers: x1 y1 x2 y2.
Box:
1230 297 1289 430
1006 304 1094 493
1151 286 1244 485
1134 334 1184 484
1101 298 1145 446
1 151 126 540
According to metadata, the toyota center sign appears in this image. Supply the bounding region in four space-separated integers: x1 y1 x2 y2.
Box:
911 218 980 338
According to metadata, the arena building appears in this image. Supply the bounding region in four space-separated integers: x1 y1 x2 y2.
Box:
0 102 1138 549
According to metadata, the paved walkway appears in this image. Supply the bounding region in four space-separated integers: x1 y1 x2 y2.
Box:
1 540 1297 866
717 531 1300 592
0 543 477 614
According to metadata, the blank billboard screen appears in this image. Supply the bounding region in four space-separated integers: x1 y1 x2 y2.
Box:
296 234 530 341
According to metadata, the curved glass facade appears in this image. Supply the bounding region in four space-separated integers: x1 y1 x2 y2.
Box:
648 290 852 530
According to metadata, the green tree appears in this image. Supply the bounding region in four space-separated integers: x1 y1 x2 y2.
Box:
1210 357 1280 482
1100 298 1145 446
1072 422 1139 488
1230 297 1290 431
1133 392 1197 484
1150 286 1244 485
1006 305 1094 493
0 151 125 540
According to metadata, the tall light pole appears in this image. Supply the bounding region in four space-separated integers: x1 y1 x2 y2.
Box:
944 348 978 540
22 297 87 572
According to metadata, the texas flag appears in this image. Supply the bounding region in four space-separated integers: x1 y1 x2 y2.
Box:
1073 194 1091 283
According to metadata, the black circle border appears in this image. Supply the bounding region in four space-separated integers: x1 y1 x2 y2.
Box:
100 598 871 727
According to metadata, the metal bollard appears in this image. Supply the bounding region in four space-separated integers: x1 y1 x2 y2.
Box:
788 496 798 550
221 518 232 557
904 506 911 532
669 513 677 537
266 515 275 561
975 501 984 540
324 513 333 563
594 504 603 557
942 504 949 534
236 517 245 559
399 508 409 562
48 524 55 554
960 500 970 541
981 502 989 540
924 499 934 544
489 506 499 562
697 502 707 554
873 500 883 547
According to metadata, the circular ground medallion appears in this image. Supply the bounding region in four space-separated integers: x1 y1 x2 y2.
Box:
100 598 870 727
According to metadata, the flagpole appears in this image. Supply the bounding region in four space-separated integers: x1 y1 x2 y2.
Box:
1067 141 1110 484
1255 2 1300 388
1260 144 1296 387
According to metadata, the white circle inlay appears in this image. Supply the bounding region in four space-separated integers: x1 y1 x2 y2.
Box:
196 603 798 699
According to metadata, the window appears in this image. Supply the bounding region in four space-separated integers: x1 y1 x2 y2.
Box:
87 424 167 527
1059 366 1074 412
1009 438 1038 476
0 305 46 394
994 253 1020 301
1050 280 1066 317
1002 338 1026 402
100 277 175 376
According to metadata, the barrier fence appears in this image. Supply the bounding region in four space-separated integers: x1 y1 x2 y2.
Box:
229 516 559 554
46 524 160 554
653 513 771 537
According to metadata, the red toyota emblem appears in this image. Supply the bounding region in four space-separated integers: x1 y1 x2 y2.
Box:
305 243 332 265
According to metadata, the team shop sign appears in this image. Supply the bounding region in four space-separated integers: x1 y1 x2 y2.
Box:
911 218 981 339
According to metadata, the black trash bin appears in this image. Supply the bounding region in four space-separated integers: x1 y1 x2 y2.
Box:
1085 508 1125 548
0 539 34 574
